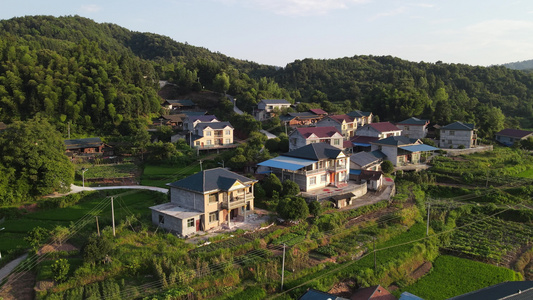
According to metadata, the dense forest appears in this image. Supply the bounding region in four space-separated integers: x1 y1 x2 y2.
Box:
0 15 532 139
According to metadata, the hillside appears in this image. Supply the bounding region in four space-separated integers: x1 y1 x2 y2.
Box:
502 59 533 71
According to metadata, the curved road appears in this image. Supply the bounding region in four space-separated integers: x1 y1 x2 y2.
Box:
68 184 168 195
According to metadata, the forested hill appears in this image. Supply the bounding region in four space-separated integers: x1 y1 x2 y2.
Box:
502 59 533 71
0 15 277 136
272 56 533 132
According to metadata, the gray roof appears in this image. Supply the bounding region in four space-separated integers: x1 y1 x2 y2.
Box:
298 289 349 300
283 143 343 161
167 167 256 194
441 121 475 131
195 121 233 131
371 136 419 146
397 117 429 125
259 99 291 105
64 137 103 149
350 151 381 167
449 281 533 300
149 203 202 220
347 110 372 118
190 115 218 122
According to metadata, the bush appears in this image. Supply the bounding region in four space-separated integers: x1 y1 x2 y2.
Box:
51 258 70 283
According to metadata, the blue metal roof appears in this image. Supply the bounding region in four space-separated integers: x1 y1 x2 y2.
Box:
352 142 371 147
399 144 440 152
350 169 362 175
258 156 316 171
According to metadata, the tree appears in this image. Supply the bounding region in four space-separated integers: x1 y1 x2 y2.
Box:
213 72 230 94
25 226 49 252
52 259 70 283
262 173 282 198
281 179 300 197
0 117 74 202
276 196 309 221
83 233 113 265
308 200 322 218
381 160 394 174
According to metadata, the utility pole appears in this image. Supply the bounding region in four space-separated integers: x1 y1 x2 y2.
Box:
111 197 116 237
68 121 71 139
426 201 431 236
373 236 377 272
281 243 286 291
200 160 203 171
96 216 100 237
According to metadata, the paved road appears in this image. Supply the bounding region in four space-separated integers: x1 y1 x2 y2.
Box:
70 184 168 194
0 253 28 283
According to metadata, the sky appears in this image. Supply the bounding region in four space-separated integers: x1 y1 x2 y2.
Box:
1 0 533 67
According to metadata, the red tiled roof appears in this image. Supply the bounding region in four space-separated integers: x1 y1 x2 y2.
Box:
369 122 401 133
328 114 354 124
296 126 341 138
496 128 533 138
343 140 353 148
309 108 328 115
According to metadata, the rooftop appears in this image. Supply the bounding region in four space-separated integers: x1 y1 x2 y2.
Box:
441 121 475 131
259 99 291 105
64 137 103 149
396 117 429 126
495 128 533 138
309 108 328 115
350 151 382 167
195 121 233 130
283 143 344 161
365 122 401 133
167 167 257 194
296 126 341 138
371 136 420 146
326 114 355 124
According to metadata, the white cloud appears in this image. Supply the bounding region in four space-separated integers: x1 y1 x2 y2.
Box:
79 4 102 13
219 0 370 16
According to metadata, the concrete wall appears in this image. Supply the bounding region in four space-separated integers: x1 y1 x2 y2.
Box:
151 211 200 237
440 130 474 148
398 125 427 139
170 188 205 212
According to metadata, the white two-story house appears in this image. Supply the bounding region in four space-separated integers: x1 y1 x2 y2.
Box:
258 143 349 192
288 126 344 151
255 99 291 121
439 121 477 149
192 122 234 149
316 114 357 138
150 168 257 237
356 122 402 139
396 117 430 139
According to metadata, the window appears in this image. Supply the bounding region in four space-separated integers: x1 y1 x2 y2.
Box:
158 215 165 224
195 141 200 146
209 211 219 223
310 177 316 185
225 130 231 135
205 131 212 136
209 193 217 203
321 174 327 183
225 138 230 144
206 140 212 145
449 130 455 136
333 139 340 145
187 218 194 228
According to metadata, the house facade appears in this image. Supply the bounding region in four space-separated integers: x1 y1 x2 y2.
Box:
439 121 477 149
350 151 383 171
150 168 257 236
356 122 402 139
255 99 291 121
316 114 357 138
163 99 196 111
64 137 104 154
370 136 438 167
494 129 533 146
257 143 350 192
347 110 373 126
192 122 234 149
396 117 430 139
288 126 344 151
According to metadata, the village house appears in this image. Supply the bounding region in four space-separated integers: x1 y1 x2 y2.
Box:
281 111 326 127
439 121 477 149
355 122 402 139
494 128 533 146
191 122 234 149
257 143 349 192
396 117 430 139
162 99 197 111
347 110 373 126
350 151 383 171
64 137 105 155
370 136 438 167
288 126 344 151
150 168 257 236
183 115 219 131
161 114 184 129
254 99 292 121
316 114 357 138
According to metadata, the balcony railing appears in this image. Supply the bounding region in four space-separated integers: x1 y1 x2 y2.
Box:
221 194 252 209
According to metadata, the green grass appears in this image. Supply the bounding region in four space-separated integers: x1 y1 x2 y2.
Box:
81 163 139 179
397 255 521 299
517 168 533 178
36 257 84 281
141 163 200 188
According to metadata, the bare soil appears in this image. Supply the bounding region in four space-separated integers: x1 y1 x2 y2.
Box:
38 243 79 256
0 271 36 300
328 279 356 298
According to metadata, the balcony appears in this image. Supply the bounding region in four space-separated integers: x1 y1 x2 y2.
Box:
221 194 252 209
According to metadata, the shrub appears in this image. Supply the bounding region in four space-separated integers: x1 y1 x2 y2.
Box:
51 258 70 283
